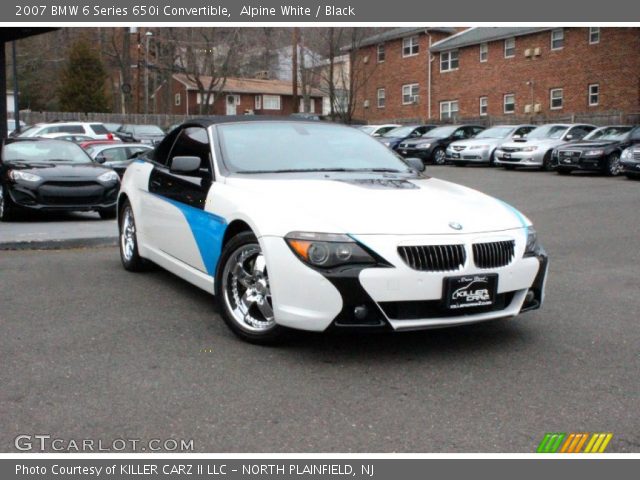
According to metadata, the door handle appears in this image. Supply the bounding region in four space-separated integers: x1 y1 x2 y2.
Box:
150 180 161 188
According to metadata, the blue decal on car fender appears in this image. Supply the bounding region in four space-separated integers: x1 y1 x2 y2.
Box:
498 199 528 238
153 195 227 276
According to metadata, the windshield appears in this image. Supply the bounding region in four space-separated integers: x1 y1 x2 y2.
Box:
383 126 416 138
475 126 514 139
134 125 164 135
3 140 93 164
583 126 632 141
422 126 457 138
526 125 569 140
218 122 414 174
358 126 375 134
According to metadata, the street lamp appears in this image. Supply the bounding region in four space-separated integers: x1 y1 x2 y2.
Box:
144 31 153 114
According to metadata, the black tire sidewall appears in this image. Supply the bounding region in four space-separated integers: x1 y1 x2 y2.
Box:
119 201 146 271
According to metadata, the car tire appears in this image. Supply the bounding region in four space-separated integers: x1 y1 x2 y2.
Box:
432 147 446 165
119 200 149 272
216 231 286 345
604 152 621 177
541 151 554 171
99 207 117 220
0 184 17 222
556 168 572 175
489 150 496 167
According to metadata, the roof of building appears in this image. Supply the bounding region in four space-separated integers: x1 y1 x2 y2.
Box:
173 74 323 97
354 27 457 49
430 27 552 52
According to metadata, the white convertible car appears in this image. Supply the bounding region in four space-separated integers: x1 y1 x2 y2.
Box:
118 117 548 343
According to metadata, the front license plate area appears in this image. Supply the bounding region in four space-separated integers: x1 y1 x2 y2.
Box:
444 274 498 311
452 153 461 159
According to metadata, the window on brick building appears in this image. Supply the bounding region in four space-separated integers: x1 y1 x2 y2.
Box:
550 88 564 109
377 44 385 63
402 84 419 104
479 96 488 116
377 88 386 108
263 95 281 110
197 93 214 105
174 93 181 106
589 27 600 44
402 36 420 57
551 29 564 50
588 84 599 106
504 38 516 58
255 95 262 110
440 50 459 72
440 100 459 120
503 94 515 114
479 43 488 62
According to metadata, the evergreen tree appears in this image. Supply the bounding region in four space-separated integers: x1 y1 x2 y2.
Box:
58 40 110 112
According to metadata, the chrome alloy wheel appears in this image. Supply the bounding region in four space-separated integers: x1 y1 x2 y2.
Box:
434 149 446 165
222 244 275 332
120 207 136 262
608 153 621 176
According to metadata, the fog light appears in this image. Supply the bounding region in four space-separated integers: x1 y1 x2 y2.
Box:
525 290 536 304
354 305 368 320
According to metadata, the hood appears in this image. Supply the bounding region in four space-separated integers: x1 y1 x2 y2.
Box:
402 137 442 147
449 138 502 148
556 140 620 150
500 138 564 149
9 162 111 179
224 175 528 236
378 136 403 143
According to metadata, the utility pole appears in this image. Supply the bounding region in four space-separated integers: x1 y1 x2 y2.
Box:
144 31 153 114
135 29 141 114
291 27 299 113
12 41 20 134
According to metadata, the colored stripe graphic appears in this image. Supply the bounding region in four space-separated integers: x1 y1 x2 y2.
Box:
538 433 613 453
537 433 565 453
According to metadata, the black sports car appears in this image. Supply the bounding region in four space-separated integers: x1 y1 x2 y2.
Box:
551 125 640 176
397 125 485 165
0 139 120 221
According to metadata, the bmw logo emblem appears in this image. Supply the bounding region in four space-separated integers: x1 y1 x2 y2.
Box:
449 222 463 231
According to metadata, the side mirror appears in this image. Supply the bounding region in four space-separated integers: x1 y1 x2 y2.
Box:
565 134 574 141
95 155 106 164
405 157 425 172
513 134 522 139
372 133 381 137
170 156 201 174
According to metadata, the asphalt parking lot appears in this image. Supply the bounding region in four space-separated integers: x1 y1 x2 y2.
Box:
1 166 639 453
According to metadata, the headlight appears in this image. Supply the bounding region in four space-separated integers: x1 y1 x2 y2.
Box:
522 146 538 152
285 232 377 268
381 141 391 146
621 149 632 160
97 171 119 182
584 149 605 157
469 145 490 150
9 170 42 182
416 143 431 149
524 227 539 257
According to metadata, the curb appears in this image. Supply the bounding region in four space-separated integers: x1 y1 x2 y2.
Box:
0 237 118 251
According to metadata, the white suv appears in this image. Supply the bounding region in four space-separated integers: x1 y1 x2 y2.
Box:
17 122 115 140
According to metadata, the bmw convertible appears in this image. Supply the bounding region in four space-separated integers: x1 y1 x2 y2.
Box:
117 117 548 343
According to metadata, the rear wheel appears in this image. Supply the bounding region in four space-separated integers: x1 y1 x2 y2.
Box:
604 152 621 176
216 231 285 344
432 148 446 165
119 201 148 271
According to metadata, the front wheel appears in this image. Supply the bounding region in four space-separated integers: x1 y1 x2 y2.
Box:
216 231 285 344
541 151 554 171
119 201 148 272
0 184 17 222
432 148 446 165
604 152 621 177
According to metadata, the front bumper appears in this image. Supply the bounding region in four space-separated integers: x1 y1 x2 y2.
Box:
446 147 492 163
6 181 119 212
397 146 433 159
552 152 608 171
620 159 640 174
495 149 545 167
262 233 548 332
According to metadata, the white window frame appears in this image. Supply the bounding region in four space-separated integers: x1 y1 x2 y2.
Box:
254 95 262 110
551 28 564 50
504 38 516 58
503 93 515 114
588 84 599 106
402 36 420 57
402 83 419 105
262 94 281 110
479 96 488 116
439 100 459 120
589 27 600 44
298 98 316 113
550 88 564 110
196 93 214 105
377 43 385 63
377 88 386 109
440 50 459 72
174 93 181 106
479 43 488 62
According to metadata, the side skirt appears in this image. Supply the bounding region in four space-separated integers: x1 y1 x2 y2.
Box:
145 245 216 295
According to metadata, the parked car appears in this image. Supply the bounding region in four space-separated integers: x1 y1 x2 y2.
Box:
619 145 640 179
16 122 115 141
359 124 401 137
103 123 122 133
78 139 121 150
495 124 596 170
446 125 536 166
86 143 153 178
0 139 119 221
115 124 166 145
117 117 547 344
378 125 437 151
39 132 97 143
551 125 640 176
398 125 485 165
7 119 26 135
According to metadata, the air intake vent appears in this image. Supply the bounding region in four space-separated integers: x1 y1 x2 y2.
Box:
472 240 515 269
398 245 466 272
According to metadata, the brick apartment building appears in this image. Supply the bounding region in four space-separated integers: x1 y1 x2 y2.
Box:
354 27 640 124
154 73 323 117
